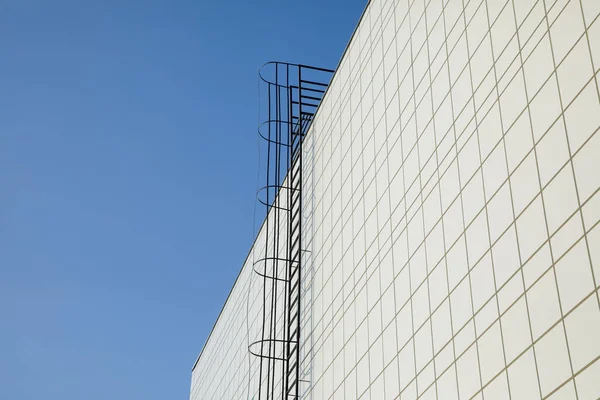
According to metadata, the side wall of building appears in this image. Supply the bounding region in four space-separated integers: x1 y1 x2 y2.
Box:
192 0 600 398
303 0 600 398
190 187 292 399
189 237 258 399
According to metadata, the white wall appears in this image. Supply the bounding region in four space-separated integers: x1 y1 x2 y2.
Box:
303 0 600 398
188 234 259 399
191 0 600 398
190 184 292 399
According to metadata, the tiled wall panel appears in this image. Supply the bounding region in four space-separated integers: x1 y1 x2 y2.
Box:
191 0 600 398
303 0 600 398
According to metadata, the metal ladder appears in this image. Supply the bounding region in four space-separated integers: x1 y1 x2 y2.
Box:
285 111 312 399
253 62 333 400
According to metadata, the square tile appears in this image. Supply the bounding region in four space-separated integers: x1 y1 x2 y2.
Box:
418 384 436 400
527 269 562 340
414 323 433 372
410 244 428 290
450 278 474 331
440 161 461 211
396 301 413 350
587 225 600 284
367 306 383 347
487 182 514 244
384 357 401 399
564 295 600 372
436 337 456 376
462 170 485 225
431 299 453 354
469 33 494 88
446 235 469 290
456 344 482 399
459 131 482 186
575 356 600 400
500 75 528 130
474 71 496 115
483 141 509 196
492 226 520 288
478 104 503 160
547 380 577 399
529 77 562 143
381 286 396 329
437 366 459 400
483 371 510 400
522 242 552 288
471 254 496 312
555 240 595 312
507 349 541 399
495 40 520 94
357 353 371 397
564 80 600 154
455 320 477 356
475 291 500 334
573 130 600 202
501 297 532 362
587 12 600 67
426 223 446 270
504 111 534 173
398 339 415 390
466 210 491 267
543 165 579 235
535 323 572 397
510 152 540 217
477 321 506 385
514 0 541 39
558 35 594 106
369 335 385 378
428 261 448 311
536 121 570 187
550 212 584 259
517 197 549 262
491 1 516 57
411 281 430 329
549 0 585 63
581 0 600 27
497 272 525 314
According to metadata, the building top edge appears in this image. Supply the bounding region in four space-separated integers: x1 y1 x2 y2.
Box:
190 0 373 373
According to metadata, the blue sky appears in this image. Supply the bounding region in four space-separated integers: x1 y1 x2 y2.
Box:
0 1 365 399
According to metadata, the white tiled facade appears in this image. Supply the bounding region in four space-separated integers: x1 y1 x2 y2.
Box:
191 0 600 398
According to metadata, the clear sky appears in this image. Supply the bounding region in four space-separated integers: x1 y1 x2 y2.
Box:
0 1 366 399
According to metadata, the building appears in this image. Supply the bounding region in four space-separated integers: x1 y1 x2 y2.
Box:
190 0 600 398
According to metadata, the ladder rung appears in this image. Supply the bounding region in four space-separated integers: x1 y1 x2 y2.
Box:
290 196 300 209
288 325 299 340
289 295 300 311
300 94 322 101
300 79 329 87
287 361 298 377
287 341 297 356
290 232 300 247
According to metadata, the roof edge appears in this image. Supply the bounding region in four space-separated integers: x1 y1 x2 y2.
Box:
191 0 373 373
